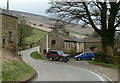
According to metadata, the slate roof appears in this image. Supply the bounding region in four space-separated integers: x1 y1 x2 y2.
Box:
0 8 18 18
71 36 84 42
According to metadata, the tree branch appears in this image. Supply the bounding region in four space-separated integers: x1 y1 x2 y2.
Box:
108 2 119 31
82 2 101 35
100 2 107 30
93 2 102 11
114 21 120 28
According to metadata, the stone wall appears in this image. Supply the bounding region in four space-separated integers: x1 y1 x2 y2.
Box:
0 13 2 49
2 14 18 53
84 36 102 50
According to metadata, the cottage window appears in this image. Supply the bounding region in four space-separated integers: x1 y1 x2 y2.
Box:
51 40 56 45
2 39 5 48
8 31 13 43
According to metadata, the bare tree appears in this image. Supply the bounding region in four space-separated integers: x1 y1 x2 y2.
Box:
47 1 120 55
18 16 33 46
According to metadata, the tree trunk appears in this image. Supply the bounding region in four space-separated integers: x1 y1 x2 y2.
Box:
102 44 113 56
101 31 115 56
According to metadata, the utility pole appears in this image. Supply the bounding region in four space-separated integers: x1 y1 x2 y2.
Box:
7 0 9 11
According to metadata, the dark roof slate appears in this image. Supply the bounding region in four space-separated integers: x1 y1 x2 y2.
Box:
71 36 84 42
0 8 18 18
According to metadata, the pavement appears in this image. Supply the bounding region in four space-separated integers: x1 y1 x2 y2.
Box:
21 47 119 82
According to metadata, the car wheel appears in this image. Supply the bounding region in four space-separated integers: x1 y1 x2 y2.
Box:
75 58 78 61
59 58 63 61
49 57 53 61
92 57 94 60
63 58 69 62
77 58 81 61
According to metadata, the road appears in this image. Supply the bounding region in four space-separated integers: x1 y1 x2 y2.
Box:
21 47 106 81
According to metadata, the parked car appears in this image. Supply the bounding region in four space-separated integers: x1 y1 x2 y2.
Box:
46 50 70 62
74 52 94 60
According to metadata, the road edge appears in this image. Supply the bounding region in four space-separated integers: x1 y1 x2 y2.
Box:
22 58 38 82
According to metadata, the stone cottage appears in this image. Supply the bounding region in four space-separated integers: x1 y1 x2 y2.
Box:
39 26 85 55
0 9 18 54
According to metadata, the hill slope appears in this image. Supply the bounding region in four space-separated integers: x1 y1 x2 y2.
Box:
11 10 94 35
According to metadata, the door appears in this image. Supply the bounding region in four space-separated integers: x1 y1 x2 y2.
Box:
81 53 89 60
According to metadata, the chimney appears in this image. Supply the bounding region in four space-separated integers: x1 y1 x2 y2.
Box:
7 0 9 11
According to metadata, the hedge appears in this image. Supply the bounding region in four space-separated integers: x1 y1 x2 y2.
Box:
94 52 120 65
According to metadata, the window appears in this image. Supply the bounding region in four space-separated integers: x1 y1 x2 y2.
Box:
86 53 90 55
8 31 13 43
43 50 47 54
58 51 64 55
51 40 56 45
2 39 5 48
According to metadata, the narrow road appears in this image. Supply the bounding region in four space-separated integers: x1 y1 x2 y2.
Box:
21 47 105 81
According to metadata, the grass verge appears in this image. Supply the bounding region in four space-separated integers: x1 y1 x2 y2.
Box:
2 55 36 81
30 51 47 60
88 60 119 69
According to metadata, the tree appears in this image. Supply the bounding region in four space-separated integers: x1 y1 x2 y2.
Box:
18 16 33 46
47 1 120 55
115 32 120 49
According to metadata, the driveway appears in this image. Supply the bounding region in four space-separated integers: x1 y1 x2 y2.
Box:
21 47 106 81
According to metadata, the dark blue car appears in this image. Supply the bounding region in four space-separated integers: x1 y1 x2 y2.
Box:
74 52 94 60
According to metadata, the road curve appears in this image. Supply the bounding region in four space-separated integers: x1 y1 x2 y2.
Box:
21 47 105 81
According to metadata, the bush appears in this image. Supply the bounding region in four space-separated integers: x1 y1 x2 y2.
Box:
109 56 120 65
64 49 77 58
94 52 120 65
94 52 111 63
113 51 120 56
39 24 43 26
94 52 103 62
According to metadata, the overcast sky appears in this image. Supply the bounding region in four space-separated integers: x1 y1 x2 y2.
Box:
0 0 51 16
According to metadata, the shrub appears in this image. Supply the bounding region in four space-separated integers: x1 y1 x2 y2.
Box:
94 52 111 63
101 53 111 63
113 51 120 56
64 49 77 58
39 24 43 26
94 52 103 62
109 56 120 65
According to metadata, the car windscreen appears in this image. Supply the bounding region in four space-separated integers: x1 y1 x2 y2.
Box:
58 51 64 55
47 51 58 55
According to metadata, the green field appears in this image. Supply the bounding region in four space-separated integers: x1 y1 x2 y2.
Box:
24 28 48 44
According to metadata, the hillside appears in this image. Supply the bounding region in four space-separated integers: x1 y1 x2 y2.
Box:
11 10 94 35
24 28 48 44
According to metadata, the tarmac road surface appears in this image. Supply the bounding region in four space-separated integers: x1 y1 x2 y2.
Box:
21 47 106 82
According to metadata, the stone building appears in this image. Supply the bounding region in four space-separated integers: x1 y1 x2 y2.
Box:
0 9 18 54
39 27 85 55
